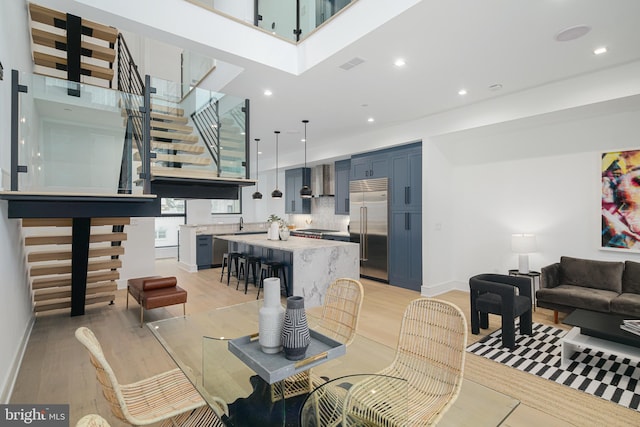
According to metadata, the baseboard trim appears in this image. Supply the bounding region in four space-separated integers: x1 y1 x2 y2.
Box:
421 280 467 297
1 314 35 403
178 261 197 273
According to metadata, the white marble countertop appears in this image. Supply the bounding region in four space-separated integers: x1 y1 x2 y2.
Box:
216 234 357 251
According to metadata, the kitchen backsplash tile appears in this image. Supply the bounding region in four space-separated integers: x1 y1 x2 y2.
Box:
288 197 350 231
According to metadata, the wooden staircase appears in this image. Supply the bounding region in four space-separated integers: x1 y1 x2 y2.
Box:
23 217 129 313
135 104 219 180
28 2 117 86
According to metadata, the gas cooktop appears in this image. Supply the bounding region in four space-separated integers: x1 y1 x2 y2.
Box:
293 228 339 233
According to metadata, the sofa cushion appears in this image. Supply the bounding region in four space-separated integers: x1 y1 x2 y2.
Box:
622 261 640 294
536 284 617 313
560 256 623 293
611 293 640 317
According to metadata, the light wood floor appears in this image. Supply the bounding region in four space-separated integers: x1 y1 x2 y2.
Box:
10 259 585 426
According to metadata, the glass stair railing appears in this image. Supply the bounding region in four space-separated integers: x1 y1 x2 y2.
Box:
13 71 141 195
148 76 248 181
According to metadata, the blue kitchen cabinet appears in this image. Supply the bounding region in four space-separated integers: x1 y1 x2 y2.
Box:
389 211 422 290
285 168 311 214
390 145 422 210
351 152 388 180
334 159 351 215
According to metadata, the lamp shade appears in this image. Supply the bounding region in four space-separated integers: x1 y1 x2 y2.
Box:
511 234 537 253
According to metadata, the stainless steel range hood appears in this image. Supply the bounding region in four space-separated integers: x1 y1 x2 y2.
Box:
311 164 335 197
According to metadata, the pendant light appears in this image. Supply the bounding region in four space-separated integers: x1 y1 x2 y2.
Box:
300 119 313 199
271 131 283 198
251 138 263 200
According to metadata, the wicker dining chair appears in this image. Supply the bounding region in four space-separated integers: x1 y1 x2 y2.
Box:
271 278 364 401
74 327 227 427
339 298 468 426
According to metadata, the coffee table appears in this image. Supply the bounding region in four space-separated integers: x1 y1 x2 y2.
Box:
561 309 640 368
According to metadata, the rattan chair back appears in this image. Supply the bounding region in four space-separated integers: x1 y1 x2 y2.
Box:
316 278 364 346
75 327 226 426
272 278 365 401
75 327 129 423
344 298 468 426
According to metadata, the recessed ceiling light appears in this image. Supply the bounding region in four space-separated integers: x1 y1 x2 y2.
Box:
593 46 607 55
555 25 591 42
458 89 467 96
258 151 262 155
264 89 273 96
367 117 375 123
394 58 406 67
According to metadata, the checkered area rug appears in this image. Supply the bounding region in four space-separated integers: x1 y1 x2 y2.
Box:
466 323 640 411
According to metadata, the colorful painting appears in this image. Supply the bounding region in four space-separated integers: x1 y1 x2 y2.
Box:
602 149 640 250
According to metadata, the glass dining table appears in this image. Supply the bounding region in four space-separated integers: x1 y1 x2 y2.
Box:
147 300 400 426
148 300 519 427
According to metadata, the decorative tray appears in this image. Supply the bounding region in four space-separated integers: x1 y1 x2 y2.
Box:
228 329 346 384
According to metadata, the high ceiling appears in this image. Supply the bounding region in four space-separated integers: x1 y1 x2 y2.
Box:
32 0 640 165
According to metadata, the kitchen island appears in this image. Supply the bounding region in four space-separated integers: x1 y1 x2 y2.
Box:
217 234 359 307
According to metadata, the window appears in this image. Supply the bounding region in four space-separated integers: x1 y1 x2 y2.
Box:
211 199 241 214
155 198 185 248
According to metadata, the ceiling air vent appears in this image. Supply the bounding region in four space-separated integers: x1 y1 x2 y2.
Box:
339 57 365 71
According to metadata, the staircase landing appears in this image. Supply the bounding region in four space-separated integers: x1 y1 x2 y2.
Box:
0 191 159 218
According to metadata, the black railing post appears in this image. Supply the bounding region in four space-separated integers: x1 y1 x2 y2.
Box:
66 13 82 97
11 70 28 191
294 0 303 41
70 217 91 317
244 99 250 180
141 74 154 194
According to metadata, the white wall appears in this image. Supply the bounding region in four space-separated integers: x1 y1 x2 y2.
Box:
440 108 640 292
0 0 37 403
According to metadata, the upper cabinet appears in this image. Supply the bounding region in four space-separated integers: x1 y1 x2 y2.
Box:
334 159 351 215
285 168 311 214
390 145 422 211
351 152 389 180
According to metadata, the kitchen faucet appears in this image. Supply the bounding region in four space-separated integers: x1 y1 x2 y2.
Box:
239 216 244 231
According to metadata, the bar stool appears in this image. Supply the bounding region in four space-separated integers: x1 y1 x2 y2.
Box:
221 252 241 286
237 255 261 294
257 261 289 299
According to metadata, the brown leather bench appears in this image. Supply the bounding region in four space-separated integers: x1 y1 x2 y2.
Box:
126 276 187 327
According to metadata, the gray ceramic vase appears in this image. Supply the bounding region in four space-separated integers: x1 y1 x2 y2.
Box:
281 296 311 360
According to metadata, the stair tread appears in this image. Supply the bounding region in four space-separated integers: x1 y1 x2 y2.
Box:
34 294 115 312
31 28 116 62
29 3 118 44
30 259 122 276
141 152 212 166
146 166 256 182
33 282 117 301
151 129 198 143
22 218 130 227
25 232 127 246
151 141 205 154
28 246 125 262
151 120 193 133
150 104 185 117
33 51 114 81
150 111 189 124
32 271 120 289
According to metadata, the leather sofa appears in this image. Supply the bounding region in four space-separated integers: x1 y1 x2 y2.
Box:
536 256 640 322
127 276 187 327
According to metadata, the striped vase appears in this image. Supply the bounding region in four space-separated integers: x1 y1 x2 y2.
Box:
281 296 311 360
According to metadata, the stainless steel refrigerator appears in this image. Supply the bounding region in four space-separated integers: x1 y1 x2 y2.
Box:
349 177 388 282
